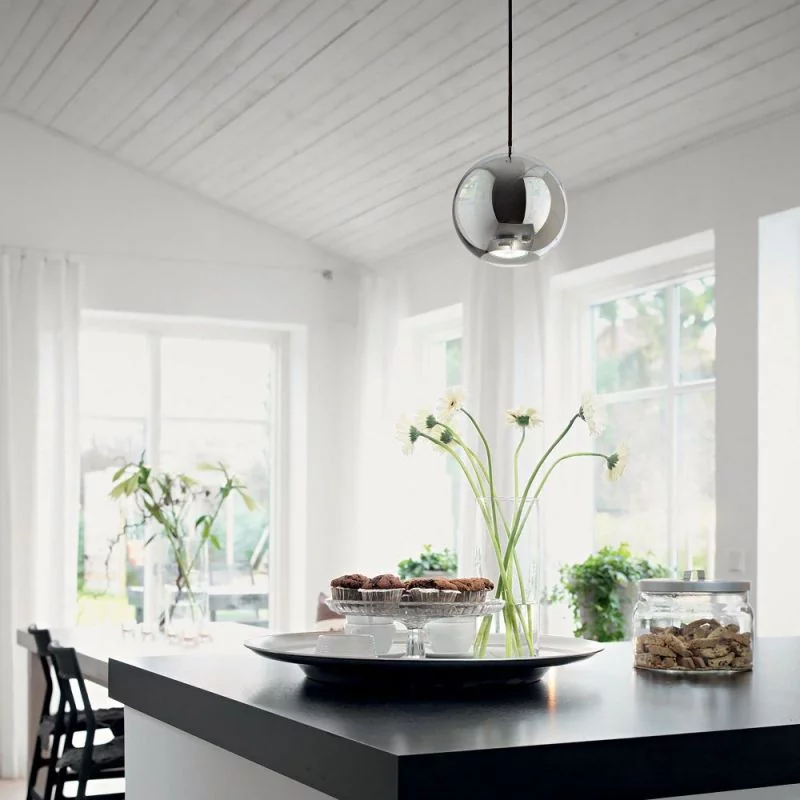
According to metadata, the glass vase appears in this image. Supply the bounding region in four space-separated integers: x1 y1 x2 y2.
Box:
473 496 541 658
162 533 210 643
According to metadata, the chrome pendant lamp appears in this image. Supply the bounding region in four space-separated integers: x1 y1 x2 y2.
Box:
452 0 567 266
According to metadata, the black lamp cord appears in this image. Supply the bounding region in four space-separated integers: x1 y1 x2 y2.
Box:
507 0 513 160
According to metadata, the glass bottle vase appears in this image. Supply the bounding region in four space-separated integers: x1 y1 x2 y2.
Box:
162 533 210 643
473 496 541 658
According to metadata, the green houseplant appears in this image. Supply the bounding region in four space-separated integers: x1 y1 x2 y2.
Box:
551 543 668 642
398 544 458 580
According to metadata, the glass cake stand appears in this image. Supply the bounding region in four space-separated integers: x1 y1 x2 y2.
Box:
326 597 505 658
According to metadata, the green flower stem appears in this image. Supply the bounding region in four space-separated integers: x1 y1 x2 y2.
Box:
511 414 580 531
458 409 531 655
513 427 526 500
458 411 527 647
533 452 609 500
420 434 514 595
499 415 582 584
446 427 491 493
460 408 501 562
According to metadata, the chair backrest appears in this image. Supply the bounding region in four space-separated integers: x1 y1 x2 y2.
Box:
48 646 96 733
27 625 54 719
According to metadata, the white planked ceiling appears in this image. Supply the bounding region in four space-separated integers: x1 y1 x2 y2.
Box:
2 0 800 266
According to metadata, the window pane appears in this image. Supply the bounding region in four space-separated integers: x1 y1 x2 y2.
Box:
445 338 462 388
79 418 146 624
676 390 715 573
594 398 669 566
592 289 668 393
161 338 274 420
161 420 271 623
80 331 148 418
679 276 716 382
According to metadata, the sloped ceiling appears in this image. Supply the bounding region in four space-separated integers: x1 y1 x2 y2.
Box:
2 0 800 264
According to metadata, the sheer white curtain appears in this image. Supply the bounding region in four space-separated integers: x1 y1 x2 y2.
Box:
0 249 81 778
351 269 418 575
458 262 551 575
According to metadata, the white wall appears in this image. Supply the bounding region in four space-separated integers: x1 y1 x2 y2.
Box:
0 110 361 628
377 109 800 625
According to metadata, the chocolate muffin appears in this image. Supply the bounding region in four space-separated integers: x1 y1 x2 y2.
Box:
331 574 370 590
367 574 404 590
451 577 493 602
405 577 459 591
360 574 405 605
330 573 370 601
404 576 460 603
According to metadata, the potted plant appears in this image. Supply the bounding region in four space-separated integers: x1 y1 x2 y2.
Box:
550 544 669 642
398 544 458 580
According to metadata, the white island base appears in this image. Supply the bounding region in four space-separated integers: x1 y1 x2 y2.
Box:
125 709 333 800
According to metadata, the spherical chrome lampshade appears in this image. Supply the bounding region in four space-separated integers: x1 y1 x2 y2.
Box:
452 153 567 267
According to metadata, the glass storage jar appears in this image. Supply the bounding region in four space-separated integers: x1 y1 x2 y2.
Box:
633 571 753 674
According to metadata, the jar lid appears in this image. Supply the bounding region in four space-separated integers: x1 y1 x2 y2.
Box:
639 570 750 593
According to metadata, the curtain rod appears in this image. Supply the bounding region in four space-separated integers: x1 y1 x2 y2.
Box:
0 241 357 279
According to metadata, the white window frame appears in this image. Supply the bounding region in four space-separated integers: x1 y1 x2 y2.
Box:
398 304 464 554
79 310 291 627
553 250 716 575
402 304 463 394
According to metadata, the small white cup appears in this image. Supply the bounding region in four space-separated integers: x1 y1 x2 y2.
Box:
345 621 396 655
426 618 476 656
315 633 377 658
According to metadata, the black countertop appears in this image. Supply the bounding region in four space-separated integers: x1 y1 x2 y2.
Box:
109 638 800 800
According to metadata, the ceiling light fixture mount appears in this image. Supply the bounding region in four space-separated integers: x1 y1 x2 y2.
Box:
452 0 567 267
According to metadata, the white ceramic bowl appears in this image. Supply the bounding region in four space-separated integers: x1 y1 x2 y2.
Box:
426 618 476 656
344 621 396 655
315 633 377 658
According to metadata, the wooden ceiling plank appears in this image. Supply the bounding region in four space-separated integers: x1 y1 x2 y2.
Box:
318 79 800 263
148 0 427 177
251 0 761 227
138 0 389 172
51 0 212 138
360 82 800 262
311 50 800 250
2 0 96 108
22 0 160 124
303 32 800 253
257 0 783 235
0 0 45 96
110 0 301 167
556 51 800 184
237 0 699 222
59 0 230 146
566 86 800 191
154 0 456 182
242 0 711 229
96 0 259 153
0 0 64 99
176 0 547 197
540 7 800 162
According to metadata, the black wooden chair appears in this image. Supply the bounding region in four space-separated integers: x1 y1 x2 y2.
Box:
47 645 125 800
26 627 124 800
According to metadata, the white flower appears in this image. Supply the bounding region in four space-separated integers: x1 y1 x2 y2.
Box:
505 406 543 429
606 443 630 482
579 391 607 437
437 386 466 422
395 415 421 456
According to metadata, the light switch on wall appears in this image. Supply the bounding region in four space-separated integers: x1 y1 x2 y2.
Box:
728 550 746 573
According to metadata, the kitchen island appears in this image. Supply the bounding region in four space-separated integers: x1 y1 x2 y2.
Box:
109 638 800 800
